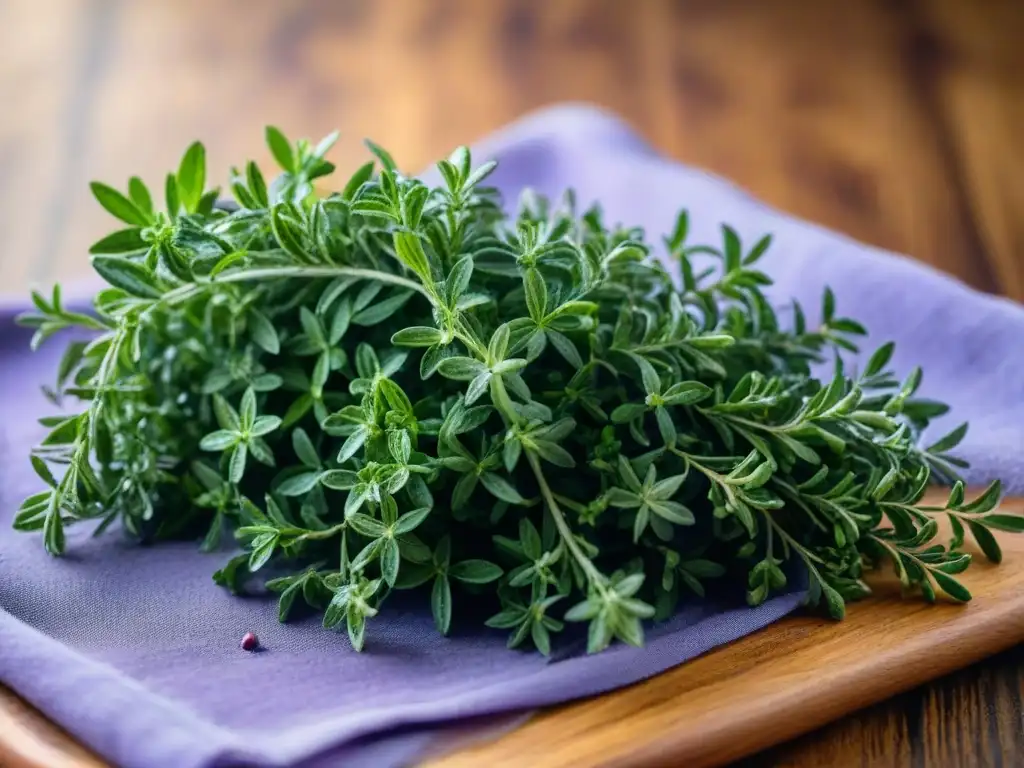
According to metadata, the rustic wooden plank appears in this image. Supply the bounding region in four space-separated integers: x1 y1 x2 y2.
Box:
916 0 1024 302
752 643 1024 767
2 0 1023 297
0 691 105 768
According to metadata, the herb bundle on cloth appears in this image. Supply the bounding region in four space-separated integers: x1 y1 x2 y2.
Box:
2 105 1023 768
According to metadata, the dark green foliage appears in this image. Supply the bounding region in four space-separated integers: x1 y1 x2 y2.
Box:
14 127 1023 655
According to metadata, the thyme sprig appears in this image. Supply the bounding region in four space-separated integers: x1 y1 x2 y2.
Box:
15 127 1024 655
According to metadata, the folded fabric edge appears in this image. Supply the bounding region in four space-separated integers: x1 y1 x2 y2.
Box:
0 617 259 768
0 585 804 768
234 590 808 767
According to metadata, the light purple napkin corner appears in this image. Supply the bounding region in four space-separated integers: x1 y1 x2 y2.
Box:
2 103 1022 768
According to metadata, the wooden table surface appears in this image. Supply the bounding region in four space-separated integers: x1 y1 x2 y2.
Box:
2 1 1023 766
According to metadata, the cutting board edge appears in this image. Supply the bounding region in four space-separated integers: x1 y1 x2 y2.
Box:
618 605 1024 768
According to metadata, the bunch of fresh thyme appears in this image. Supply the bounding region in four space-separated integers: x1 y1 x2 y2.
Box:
14 128 1024 655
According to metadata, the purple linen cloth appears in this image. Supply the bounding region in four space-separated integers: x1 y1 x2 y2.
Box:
1 104 1022 768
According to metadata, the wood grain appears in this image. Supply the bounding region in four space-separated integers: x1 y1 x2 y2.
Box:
2 494 1023 768
1 1 1023 298
0 696 105 768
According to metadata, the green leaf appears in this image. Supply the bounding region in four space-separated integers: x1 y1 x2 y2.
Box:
821 581 846 619
342 161 374 201
450 559 503 584
266 126 296 172
395 507 431 535
722 224 741 272
651 473 687 499
228 443 248 483
486 608 527 630
446 256 474 305
930 570 971 603
90 182 150 226
437 356 486 381
465 372 491 405
823 287 836 323
531 621 551 656
128 176 153 214
531 440 575 468
586 612 613 654
313 130 339 159
322 589 348 630
978 514 1024 533
177 141 206 213
250 415 281 438
165 173 180 217
392 231 432 282
364 139 398 172
967 520 1002 564
611 403 647 424
464 159 497 190
488 324 511 363
635 356 661 395
926 423 969 455
523 268 547 321
655 407 676 447
248 532 278 571
320 469 359 491
240 388 257 430
91 255 162 298
650 500 695 526
432 574 452 635
830 318 867 335
388 429 412 464
271 205 308 260
277 581 302 622
392 327 444 347
43 503 65 555
89 228 147 255
277 471 321 497
31 456 57 488
662 381 712 406
199 430 238 452
958 481 1002 514
519 518 542 560
337 425 370 463
480 473 526 505
564 598 601 622
246 161 269 207
864 342 895 377
209 250 248 277
348 514 387 536
744 234 772 265
248 309 280 354
381 538 401 586
352 290 415 326
547 330 583 369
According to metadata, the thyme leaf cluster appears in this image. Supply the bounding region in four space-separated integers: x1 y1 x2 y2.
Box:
15 127 1024 655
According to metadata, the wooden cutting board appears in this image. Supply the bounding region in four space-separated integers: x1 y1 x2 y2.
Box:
3 492 1024 768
